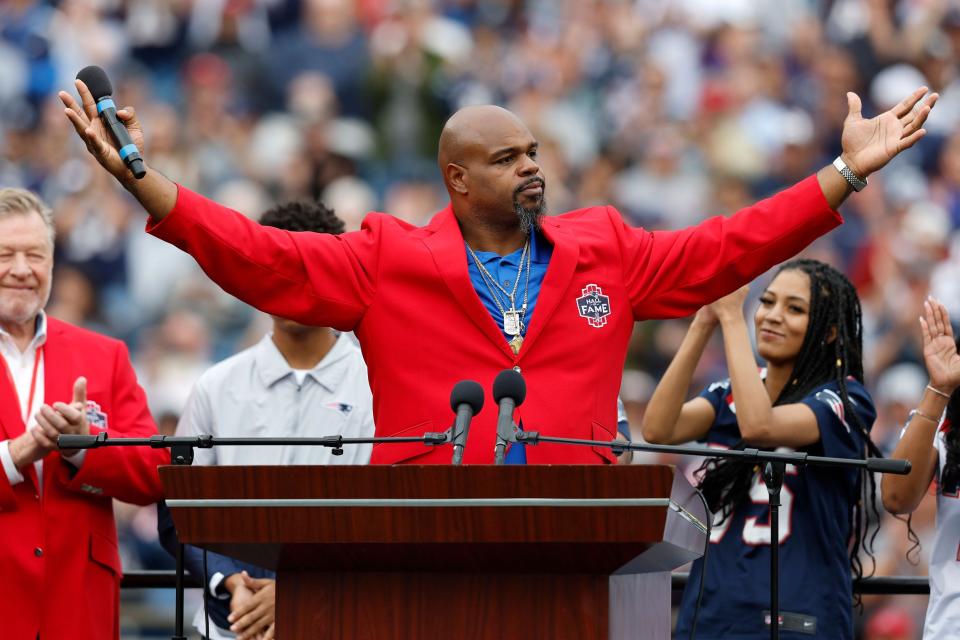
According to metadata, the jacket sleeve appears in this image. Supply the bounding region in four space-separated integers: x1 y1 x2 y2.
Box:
615 175 842 319
146 185 381 331
55 341 167 504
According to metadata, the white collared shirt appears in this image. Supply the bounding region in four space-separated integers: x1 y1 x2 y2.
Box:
176 331 374 637
0 313 47 487
176 331 374 466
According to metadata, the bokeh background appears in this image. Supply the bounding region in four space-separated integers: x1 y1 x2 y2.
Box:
3 0 957 637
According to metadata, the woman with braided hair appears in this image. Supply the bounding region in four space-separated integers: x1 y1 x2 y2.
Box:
882 297 960 639
642 258 879 639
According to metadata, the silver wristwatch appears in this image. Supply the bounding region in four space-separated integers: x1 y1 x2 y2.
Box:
833 156 868 192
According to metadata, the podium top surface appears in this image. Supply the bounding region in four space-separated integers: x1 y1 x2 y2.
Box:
161 464 707 574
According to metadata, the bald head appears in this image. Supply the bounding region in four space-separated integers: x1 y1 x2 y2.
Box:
438 105 531 169
437 105 546 236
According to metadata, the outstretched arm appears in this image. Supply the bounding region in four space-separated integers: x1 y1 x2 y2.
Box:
882 298 957 514
59 80 177 220
59 78 377 329
640 308 718 445
618 87 938 320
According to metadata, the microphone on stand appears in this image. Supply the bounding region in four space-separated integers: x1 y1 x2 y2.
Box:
449 380 484 465
493 369 526 465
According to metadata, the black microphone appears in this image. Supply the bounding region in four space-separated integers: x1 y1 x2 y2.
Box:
492 369 526 465
449 380 484 465
76 66 146 179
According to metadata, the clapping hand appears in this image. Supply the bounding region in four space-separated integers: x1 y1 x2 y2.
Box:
34 377 90 458
920 297 960 395
708 285 751 325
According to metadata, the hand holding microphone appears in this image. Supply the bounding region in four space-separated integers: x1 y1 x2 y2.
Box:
59 66 146 181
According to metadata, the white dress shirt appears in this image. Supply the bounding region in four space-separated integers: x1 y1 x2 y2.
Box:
0 313 48 487
175 331 374 638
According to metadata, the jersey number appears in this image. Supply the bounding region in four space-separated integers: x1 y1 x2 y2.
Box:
710 464 798 545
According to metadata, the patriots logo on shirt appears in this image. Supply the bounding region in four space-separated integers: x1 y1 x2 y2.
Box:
85 401 108 428
814 389 850 433
324 402 354 415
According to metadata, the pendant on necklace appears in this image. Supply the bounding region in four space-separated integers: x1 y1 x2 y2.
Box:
509 334 524 355
503 311 521 336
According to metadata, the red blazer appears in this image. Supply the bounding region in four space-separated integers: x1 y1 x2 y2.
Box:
150 176 841 465
0 318 167 640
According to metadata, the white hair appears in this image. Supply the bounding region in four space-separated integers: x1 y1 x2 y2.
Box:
0 188 55 246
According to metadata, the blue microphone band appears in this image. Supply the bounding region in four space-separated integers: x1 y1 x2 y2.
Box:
119 144 138 160
96 98 116 114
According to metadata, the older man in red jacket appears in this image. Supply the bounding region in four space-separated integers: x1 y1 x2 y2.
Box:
60 84 935 466
0 188 168 640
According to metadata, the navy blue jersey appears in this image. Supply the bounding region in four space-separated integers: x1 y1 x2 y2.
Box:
675 377 876 639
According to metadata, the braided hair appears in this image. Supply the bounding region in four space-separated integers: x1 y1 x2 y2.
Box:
941 351 960 493
696 259 881 602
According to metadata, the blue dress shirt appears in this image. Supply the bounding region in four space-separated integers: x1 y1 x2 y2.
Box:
466 232 552 464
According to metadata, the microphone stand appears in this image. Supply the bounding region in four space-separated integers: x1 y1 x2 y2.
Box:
58 431 452 640
513 430 910 640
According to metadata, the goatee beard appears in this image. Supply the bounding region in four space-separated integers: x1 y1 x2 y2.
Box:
514 197 546 235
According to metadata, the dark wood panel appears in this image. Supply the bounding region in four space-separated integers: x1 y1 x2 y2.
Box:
278 570 614 640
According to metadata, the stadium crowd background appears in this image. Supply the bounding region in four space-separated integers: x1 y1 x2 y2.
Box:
3 0 959 637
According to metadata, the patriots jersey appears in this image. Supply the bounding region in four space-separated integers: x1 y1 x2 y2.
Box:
675 377 876 639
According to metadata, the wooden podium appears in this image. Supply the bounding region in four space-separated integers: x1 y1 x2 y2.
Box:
161 465 706 639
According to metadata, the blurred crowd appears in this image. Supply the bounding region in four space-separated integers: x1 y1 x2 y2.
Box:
3 0 959 636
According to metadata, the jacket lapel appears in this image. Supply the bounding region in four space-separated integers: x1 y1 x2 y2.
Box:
40 319 73 492
518 218 580 356
422 207 515 358
0 364 25 441
41 319 73 410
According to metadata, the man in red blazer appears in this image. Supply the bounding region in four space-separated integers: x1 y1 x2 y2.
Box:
60 84 936 465
0 188 168 640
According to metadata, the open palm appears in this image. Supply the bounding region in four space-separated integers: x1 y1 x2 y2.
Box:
920 298 960 393
841 87 937 177
58 79 146 181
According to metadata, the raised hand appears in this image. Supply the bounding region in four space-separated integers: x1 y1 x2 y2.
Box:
920 297 960 395
841 87 937 178
708 285 750 324
58 80 145 182
693 303 719 328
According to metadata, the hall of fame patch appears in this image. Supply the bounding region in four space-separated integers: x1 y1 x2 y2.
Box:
576 284 611 328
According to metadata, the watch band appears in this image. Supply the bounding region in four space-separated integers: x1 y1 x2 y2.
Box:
833 156 868 192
